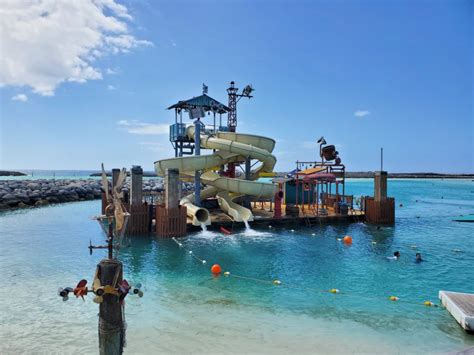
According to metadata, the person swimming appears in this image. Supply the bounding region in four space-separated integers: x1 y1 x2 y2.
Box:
387 251 400 260
415 253 424 263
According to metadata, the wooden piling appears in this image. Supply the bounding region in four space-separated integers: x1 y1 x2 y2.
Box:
112 169 120 190
98 258 124 355
374 171 388 201
130 166 143 206
365 171 395 224
165 168 179 209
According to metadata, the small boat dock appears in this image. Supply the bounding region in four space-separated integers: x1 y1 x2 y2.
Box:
439 291 474 333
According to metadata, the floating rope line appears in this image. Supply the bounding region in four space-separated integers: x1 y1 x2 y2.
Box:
172 237 207 265
171 237 442 310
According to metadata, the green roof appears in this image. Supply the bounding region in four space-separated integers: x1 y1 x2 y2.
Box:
167 94 229 114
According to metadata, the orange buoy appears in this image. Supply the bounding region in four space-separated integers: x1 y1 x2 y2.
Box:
343 235 352 244
211 264 222 275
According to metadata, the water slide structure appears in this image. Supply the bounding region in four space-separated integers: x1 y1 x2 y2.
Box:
154 126 277 226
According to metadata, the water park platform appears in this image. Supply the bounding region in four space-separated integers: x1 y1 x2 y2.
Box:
100 83 394 238
439 291 474 333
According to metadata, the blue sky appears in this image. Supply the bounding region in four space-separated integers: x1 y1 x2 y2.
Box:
1 0 472 173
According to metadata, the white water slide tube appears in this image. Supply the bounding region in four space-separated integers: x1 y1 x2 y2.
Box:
154 126 277 226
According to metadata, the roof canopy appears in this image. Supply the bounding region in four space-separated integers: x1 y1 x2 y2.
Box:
167 94 229 114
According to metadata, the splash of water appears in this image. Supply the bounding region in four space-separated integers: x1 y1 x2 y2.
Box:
243 220 250 229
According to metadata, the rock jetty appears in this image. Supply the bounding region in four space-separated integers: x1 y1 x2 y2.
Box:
0 178 192 211
0 179 103 210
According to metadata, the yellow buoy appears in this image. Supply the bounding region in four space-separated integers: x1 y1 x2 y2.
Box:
223 271 230 277
330 288 339 294
424 301 435 307
389 296 399 301
273 280 282 286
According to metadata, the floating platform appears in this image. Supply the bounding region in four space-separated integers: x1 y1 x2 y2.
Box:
439 291 474 333
453 214 474 223
187 202 365 231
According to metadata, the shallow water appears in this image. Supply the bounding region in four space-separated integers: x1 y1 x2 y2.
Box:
0 179 473 354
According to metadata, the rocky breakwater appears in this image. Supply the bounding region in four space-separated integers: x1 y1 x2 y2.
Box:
0 179 103 210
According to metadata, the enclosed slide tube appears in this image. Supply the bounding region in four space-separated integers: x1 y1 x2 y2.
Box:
154 126 277 226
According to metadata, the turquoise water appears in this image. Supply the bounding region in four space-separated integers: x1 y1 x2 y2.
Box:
0 179 473 353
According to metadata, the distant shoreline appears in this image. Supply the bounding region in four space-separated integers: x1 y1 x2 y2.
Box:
0 170 27 177
91 171 474 179
1 170 473 180
344 172 474 179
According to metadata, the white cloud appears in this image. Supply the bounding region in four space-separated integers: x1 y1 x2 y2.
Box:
0 0 152 96
117 120 168 135
11 93 28 102
107 85 117 90
106 68 119 75
354 110 370 118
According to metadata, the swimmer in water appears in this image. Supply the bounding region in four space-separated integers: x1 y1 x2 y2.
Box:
415 253 424 263
387 251 400 260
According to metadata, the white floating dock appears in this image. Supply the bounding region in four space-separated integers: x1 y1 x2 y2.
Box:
439 291 474 333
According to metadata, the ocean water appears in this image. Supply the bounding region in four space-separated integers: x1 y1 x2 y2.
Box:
0 169 100 180
0 179 473 354
0 169 158 180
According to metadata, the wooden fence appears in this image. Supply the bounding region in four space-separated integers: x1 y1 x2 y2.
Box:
156 205 187 238
124 202 150 235
364 197 395 224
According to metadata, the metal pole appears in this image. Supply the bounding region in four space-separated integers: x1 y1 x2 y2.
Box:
244 157 251 208
194 119 201 207
381 147 383 171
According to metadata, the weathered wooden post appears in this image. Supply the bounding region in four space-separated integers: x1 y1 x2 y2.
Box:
165 168 179 209
98 258 124 355
374 171 387 202
130 166 143 206
156 168 187 237
365 171 395 224
112 169 120 191
60 166 142 355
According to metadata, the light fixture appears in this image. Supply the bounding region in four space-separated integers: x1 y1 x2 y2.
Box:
242 84 254 97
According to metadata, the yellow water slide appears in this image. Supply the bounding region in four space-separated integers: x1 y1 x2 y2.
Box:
154 126 277 226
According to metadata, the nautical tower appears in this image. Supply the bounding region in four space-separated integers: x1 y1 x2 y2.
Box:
226 81 254 132
225 81 254 177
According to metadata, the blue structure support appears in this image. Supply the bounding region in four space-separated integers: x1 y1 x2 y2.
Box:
194 119 201 206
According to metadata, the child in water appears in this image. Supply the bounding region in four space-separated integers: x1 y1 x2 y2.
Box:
415 253 424 263
387 251 401 260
